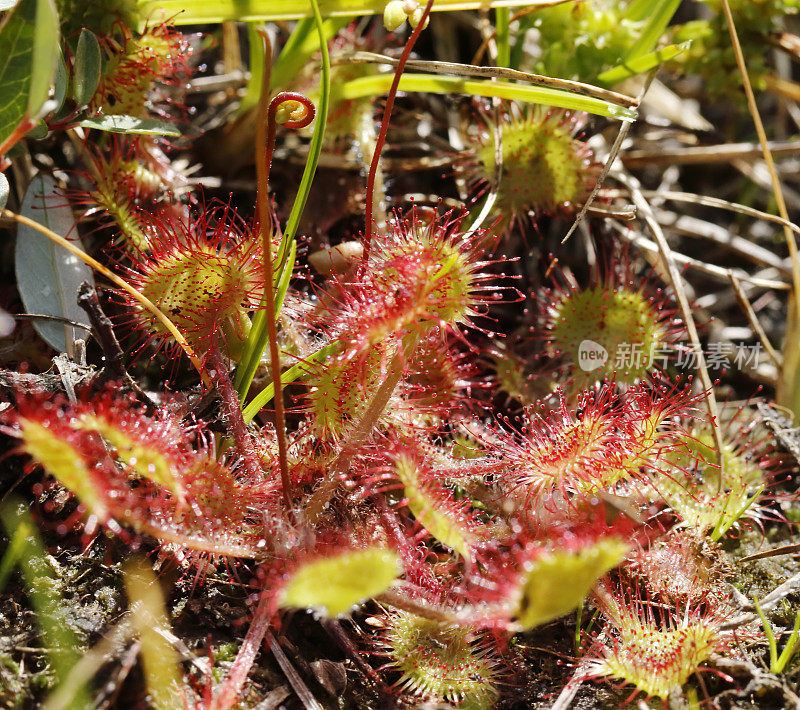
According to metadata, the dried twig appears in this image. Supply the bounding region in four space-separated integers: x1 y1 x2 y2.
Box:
616 170 726 478
610 221 791 291
622 140 800 169
720 0 800 324
653 211 791 275
721 569 800 630
76 282 156 409
561 72 652 245
12 313 91 331
266 632 324 710
346 51 637 108
607 188 800 238
728 272 783 370
210 593 274 710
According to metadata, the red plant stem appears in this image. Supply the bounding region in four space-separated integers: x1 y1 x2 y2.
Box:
208 343 263 484
209 590 273 710
254 29 315 523
304 345 409 523
361 0 435 268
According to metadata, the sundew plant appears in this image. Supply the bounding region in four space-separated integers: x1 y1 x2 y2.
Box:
2 0 800 708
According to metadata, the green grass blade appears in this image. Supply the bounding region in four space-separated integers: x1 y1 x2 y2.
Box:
597 42 690 86
238 22 266 114
274 238 297 317
1 500 89 709
272 16 348 91
243 341 340 422
0 513 28 591
753 598 779 671
241 17 345 115
123 559 182 710
775 611 800 673
624 0 682 61
234 0 331 401
496 7 510 69
139 0 550 24
339 74 637 121
281 5 331 240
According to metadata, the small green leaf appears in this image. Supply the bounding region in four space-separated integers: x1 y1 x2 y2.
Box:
0 0 60 144
624 0 658 22
280 548 402 617
53 47 67 111
26 119 47 139
17 419 110 519
624 0 682 61
513 539 628 630
77 413 186 501
79 115 181 136
598 42 690 85
396 454 477 560
72 29 101 106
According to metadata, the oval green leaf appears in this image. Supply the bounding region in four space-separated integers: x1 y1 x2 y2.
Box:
280 548 402 617
72 29 101 106
513 539 629 630
53 47 67 111
15 174 92 352
79 115 181 137
28 0 58 114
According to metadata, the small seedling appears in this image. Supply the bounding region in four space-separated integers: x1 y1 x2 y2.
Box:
753 598 800 674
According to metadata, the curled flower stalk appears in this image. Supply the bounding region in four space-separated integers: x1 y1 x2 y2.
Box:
2 6 796 709
253 29 317 517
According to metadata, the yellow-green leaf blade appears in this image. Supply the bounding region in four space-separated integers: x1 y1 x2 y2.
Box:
514 539 629 630
338 74 637 121
280 548 402 617
139 0 557 25
17 418 110 520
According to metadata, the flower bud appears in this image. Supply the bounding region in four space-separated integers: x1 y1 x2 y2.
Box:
383 0 409 31
408 7 429 30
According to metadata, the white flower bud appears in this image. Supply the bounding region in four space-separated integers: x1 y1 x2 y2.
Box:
383 0 409 31
408 7 430 30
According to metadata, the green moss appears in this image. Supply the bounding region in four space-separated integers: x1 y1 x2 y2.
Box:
214 642 239 663
671 0 800 98
526 0 643 83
